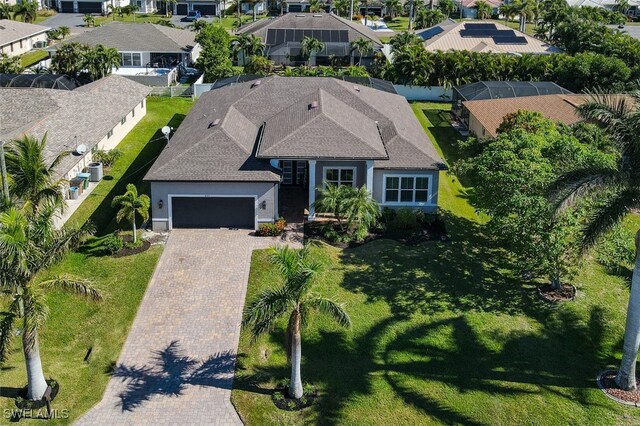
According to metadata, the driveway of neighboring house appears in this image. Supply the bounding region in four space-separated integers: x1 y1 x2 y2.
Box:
76 229 298 425
40 13 92 31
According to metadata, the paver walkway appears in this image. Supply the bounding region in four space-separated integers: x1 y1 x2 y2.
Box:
76 229 299 425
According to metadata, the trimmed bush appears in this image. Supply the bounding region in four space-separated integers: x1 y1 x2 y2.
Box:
103 233 124 254
257 218 287 236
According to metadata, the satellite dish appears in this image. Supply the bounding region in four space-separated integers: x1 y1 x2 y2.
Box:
161 126 171 136
76 144 87 155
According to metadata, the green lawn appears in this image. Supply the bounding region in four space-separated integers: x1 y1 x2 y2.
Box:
20 50 48 68
0 97 193 424
384 16 409 32
94 13 174 26
231 102 640 424
64 96 193 235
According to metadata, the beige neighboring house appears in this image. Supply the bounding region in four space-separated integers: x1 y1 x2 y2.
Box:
463 94 586 139
0 75 151 184
416 21 561 54
0 19 50 57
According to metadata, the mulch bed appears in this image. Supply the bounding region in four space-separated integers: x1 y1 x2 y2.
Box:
597 370 640 406
15 379 59 410
272 385 318 411
537 283 576 303
113 235 151 258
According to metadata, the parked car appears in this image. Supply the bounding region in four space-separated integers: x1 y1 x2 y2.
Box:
181 10 201 22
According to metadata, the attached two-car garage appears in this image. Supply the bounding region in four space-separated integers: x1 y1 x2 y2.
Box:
170 196 256 229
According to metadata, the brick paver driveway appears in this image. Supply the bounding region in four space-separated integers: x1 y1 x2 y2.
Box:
76 229 294 425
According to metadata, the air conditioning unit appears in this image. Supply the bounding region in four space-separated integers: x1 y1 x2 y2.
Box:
34 41 47 48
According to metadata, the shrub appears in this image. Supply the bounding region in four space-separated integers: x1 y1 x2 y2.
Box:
93 149 123 168
103 233 124 254
390 208 419 231
256 218 287 237
125 239 144 250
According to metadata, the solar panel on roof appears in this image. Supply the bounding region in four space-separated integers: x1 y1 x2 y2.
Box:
493 35 528 44
460 29 499 37
418 26 443 40
464 23 497 30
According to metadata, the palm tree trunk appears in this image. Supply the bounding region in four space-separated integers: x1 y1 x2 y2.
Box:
132 218 137 243
616 246 640 391
253 2 256 21
24 333 48 401
550 275 561 291
519 15 525 33
289 312 303 399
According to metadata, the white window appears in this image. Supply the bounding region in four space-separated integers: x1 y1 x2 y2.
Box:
120 52 142 67
323 167 356 187
383 175 431 205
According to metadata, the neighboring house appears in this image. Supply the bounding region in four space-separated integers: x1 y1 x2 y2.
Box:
239 0 267 14
451 80 573 119
458 0 503 18
463 94 585 139
285 0 331 12
47 22 200 86
145 75 446 231
174 0 220 15
236 13 384 66
570 0 639 17
0 19 50 57
417 21 561 54
56 0 131 13
0 75 150 186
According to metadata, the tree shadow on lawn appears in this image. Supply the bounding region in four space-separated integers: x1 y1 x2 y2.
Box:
71 113 186 237
380 306 618 423
340 212 545 320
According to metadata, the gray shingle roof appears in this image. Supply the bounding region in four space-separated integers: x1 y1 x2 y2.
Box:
237 13 383 47
145 76 444 183
0 19 50 47
0 75 151 179
49 22 196 53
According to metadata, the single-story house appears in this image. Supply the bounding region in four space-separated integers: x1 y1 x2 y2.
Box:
174 0 222 16
458 0 503 18
145 76 446 231
47 22 200 86
284 0 330 13
56 0 129 13
463 94 586 139
451 80 573 120
236 13 384 67
0 75 150 185
571 0 639 17
0 19 50 57
417 21 561 54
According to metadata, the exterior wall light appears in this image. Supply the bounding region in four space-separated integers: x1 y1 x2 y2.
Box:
158 199 163 209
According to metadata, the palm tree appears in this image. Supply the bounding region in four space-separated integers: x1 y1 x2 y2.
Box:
350 37 373 65
309 0 324 12
473 0 493 19
243 245 351 399
313 183 349 230
0 205 100 401
232 33 265 65
389 31 423 52
4 135 67 212
14 0 38 23
165 0 176 16
343 186 380 232
0 2 11 20
300 36 324 66
93 44 121 78
58 26 71 39
333 0 349 17
83 14 96 27
548 92 640 391
512 0 536 33
107 4 121 20
385 0 402 18
499 2 517 23
111 184 150 244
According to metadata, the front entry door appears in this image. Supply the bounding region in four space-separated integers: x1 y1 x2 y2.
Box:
281 161 307 186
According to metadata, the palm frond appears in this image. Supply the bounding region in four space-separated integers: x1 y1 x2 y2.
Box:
0 298 19 364
582 188 640 251
307 297 352 329
243 286 292 339
547 167 620 212
41 276 102 301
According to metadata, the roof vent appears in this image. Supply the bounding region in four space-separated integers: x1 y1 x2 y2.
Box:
296 14 305 17
354 85 360 92
313 14 323 17
251 80 261 88
309 100 319 109
209 119 221 128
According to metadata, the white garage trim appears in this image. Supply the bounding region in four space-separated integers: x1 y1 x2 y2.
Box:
167 193 258 230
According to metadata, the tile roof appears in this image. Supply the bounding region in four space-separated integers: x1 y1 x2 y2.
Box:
237 13 383 47
463 94 587 138
145 76 444 182
417 21 561 54
0 19 50 47
49 21 196 53
0 75 151 178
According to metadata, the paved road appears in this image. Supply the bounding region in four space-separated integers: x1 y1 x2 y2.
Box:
40 13 91 31
76 229 297 425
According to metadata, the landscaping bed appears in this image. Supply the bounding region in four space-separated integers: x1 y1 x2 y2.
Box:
598 370 640 406
538 283 577 303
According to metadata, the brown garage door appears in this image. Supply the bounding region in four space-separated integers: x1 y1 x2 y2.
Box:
171 197 255 229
